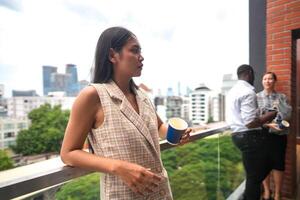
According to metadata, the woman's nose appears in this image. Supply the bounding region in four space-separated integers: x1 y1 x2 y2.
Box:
139 54 144 62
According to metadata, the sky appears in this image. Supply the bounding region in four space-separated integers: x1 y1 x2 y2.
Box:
0 0 248 97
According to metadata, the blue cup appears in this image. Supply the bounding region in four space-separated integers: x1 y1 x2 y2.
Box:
278 120 290 129
275 115 290 129
166 118 188 145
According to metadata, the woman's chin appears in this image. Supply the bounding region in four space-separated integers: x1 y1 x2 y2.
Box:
133 71 142 77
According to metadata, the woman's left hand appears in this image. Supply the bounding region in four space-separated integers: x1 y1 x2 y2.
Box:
265 123 283 132
179 128 192 145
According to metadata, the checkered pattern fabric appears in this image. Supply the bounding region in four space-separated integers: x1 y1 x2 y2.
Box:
88 81 172 200
257 90 292 135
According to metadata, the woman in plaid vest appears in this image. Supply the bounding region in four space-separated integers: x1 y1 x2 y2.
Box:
60 27 191 200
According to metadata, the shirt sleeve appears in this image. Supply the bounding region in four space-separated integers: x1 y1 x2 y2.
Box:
278 94 292 120
240 92 259 125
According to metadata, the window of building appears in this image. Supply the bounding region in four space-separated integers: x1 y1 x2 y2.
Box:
3 123 14 130
17 123 26 129
4 132 15 138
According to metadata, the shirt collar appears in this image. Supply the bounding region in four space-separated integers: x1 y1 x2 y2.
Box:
262 90 277 96
237 80 255 91
103 80 147 102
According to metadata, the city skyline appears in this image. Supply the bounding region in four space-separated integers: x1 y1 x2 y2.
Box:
0 0 248 97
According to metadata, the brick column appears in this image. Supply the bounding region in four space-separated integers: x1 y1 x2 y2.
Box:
266 0 300 198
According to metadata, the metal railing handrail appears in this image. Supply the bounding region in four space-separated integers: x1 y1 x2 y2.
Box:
0 124 230 200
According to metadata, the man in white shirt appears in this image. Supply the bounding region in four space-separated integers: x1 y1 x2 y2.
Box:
227 64 277 200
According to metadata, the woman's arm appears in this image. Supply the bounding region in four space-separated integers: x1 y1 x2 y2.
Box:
60 86 117 173
157 114 191 144
157 114 168 139
278 94 292 120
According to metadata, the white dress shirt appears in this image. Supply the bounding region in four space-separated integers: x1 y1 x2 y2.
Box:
226 80 260 133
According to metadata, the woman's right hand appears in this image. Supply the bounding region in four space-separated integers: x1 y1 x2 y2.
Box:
112 160 163 196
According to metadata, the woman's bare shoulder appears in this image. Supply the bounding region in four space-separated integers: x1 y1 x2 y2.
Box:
74 86 101 109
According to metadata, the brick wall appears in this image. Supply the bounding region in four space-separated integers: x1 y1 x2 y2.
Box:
266 0 300 198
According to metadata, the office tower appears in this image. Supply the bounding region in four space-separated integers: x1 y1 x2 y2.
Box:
166 96 183 119
43 66 57 96
65 64 79 96
189 84 211 125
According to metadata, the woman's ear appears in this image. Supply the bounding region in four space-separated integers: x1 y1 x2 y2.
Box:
109 48 117 64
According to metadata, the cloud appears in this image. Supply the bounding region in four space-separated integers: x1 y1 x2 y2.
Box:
0 0 22 11
63 0 108 23
0 0 249 97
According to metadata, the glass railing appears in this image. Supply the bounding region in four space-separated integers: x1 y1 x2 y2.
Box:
0 124 245 200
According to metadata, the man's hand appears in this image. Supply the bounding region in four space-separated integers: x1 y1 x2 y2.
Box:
246 111 277 128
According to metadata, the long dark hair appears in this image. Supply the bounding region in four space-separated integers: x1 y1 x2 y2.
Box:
92 27 135 83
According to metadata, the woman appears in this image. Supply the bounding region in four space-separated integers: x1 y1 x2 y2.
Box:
60 27 191 200
257 72 292 200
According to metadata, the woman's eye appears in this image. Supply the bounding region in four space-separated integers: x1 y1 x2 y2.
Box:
131 48 141 54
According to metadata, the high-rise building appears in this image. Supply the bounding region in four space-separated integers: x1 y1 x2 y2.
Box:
221 74 237 120
43 65 81 97
51 73 70 93
181 96 190 123
166 96 183 119
210 92 225 122
43 66 57 95
65 64 79 96
189 84 211 125
43 66 57 96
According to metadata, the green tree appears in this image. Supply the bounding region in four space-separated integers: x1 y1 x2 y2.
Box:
170 163 208 200
0 150 14 171
55 135 243 200
11 104 70 155
55 173 100 200
162 135 244 200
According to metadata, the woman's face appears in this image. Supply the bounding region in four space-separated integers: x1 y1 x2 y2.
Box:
262 73 276 91
114 37 144 78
